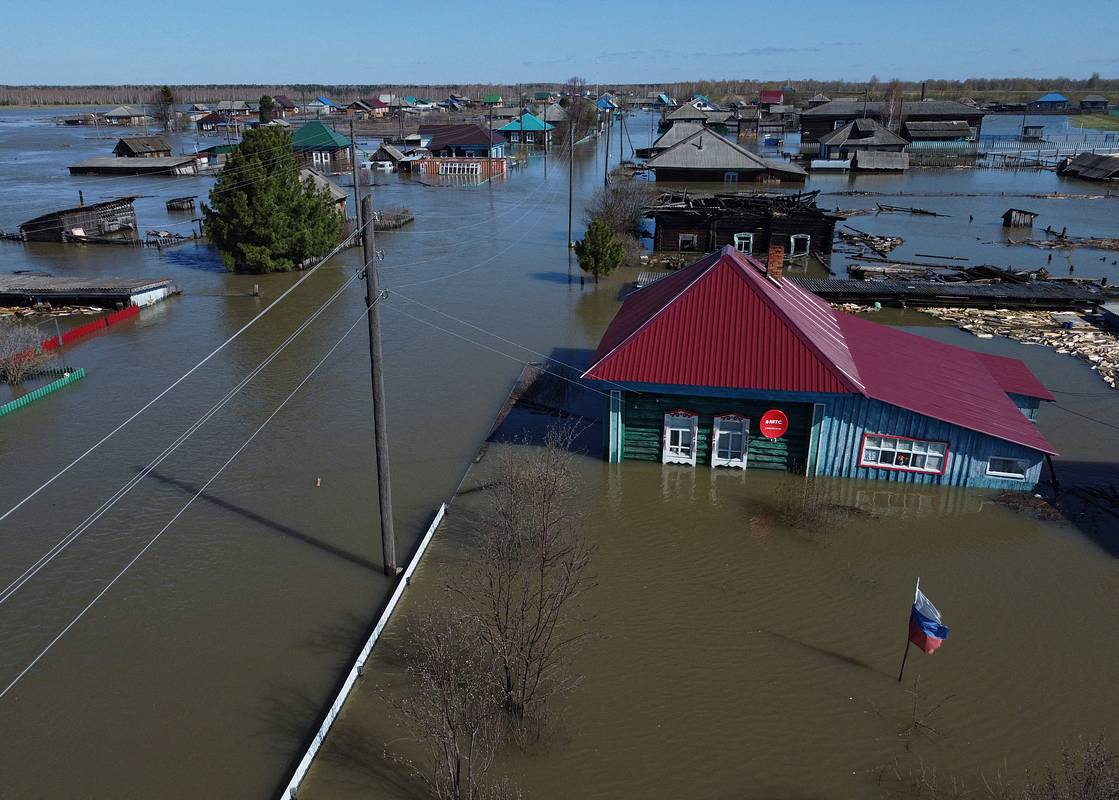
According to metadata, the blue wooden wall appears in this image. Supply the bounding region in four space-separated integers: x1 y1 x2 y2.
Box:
601 382 1046 490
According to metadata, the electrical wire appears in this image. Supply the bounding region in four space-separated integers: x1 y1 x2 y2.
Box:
0 294 381 703
0 266 365 606
0 221 367 528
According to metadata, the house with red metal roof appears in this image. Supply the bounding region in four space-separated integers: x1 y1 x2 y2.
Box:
582 245 1056 489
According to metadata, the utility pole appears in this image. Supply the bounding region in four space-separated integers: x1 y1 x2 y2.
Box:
603 110 611 186
359 192 398 576
568 122 574 251
349 120 361 228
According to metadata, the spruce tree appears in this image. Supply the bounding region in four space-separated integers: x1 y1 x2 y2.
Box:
202 127 342 273
574 219 624 283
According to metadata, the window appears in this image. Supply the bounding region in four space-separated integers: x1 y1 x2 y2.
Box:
678 233 699 251
311 152 321 164
789 234 811 257
986 457 1029 480
712 414 749 469
733 232 754 254
662 411 698 466
833 119 848 129
723 171 739 185
860 434 948 475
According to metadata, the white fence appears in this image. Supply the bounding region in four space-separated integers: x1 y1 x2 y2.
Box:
279 502 448 799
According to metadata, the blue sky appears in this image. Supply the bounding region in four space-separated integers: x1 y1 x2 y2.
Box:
3 0 1115 85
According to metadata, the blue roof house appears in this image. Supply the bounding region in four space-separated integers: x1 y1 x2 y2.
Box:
1030 92 1069 111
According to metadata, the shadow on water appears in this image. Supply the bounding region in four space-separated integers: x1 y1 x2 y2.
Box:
1046 460 1119 558
143 468 384 572
754 628 883 675
528 271 575 284
158 245 226 272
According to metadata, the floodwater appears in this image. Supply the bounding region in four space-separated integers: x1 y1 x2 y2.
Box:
0 108 1117 799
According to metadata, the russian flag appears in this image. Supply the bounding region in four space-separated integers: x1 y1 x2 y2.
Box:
909 586 950 654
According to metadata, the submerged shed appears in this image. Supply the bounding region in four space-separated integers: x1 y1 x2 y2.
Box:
1057 152 1119 181
19 197 139 242
1002 208 1039 227
112 136 172 157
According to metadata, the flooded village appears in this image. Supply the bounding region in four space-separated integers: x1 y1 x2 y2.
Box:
2 20 1119 800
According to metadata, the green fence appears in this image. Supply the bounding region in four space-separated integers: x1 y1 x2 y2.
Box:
0 368 86 418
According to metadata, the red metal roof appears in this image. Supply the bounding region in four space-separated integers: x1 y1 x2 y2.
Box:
973 352 1055 401
759 90 784 104
583 246 1056 454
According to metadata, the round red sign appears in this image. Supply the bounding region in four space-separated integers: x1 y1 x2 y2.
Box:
759 409 789 439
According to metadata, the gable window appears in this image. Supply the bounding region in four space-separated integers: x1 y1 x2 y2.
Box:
733 232 754 254
986 457 1028 480
662 411 698 466
712 414 748 469
678 233 699 251
860 434 948 475
789 234 811 257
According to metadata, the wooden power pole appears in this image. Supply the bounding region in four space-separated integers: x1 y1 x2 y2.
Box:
360 193 398 576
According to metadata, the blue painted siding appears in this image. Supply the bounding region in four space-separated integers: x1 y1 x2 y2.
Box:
814 394 1044 490
595 381 1045 490
1008 392 1041 421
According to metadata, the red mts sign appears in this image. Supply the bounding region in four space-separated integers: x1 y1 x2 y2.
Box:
759 409 789 439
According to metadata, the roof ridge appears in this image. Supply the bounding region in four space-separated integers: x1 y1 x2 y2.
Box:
722 249 865 392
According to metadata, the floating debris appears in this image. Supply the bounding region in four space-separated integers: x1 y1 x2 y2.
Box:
919 307 1119 389
839 225 904 257
876 203 950 217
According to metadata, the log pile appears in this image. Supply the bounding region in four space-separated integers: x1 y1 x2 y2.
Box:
1 304 104 318
919 307 1119 389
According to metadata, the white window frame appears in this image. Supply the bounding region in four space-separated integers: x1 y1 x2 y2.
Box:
986 457 1029 480
789 234 811 257
723 171 739 185
311 151 321 164
733 232 754 254
662 411 698 466
711 414 749 469
859 433 948 475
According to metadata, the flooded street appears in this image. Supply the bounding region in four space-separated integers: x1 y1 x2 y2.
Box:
1 108 1117 798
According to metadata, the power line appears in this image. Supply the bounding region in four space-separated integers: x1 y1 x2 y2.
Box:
0 295 382 704
0 222 367 529
0 267 365 606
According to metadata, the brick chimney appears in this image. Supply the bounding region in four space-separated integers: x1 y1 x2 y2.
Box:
767 244 785 280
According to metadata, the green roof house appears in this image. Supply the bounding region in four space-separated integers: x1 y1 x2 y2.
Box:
483 93 502 106
291 120 353 174
497 113 555 146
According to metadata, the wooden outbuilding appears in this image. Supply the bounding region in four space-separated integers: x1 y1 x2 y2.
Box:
1002 208 1039 227
583 246 1056 490
112 136 172 158
19 197 139 242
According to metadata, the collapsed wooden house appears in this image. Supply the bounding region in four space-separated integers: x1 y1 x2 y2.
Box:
1057 152 1119 182
19 197 139 242
645 190 841 256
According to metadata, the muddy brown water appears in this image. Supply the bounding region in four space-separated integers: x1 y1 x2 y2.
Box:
0 108 1117 798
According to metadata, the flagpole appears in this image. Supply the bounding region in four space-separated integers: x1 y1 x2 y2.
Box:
897 577 919 683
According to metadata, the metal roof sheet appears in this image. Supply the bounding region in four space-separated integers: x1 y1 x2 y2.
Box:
291 120 351 150
584 247 1056 454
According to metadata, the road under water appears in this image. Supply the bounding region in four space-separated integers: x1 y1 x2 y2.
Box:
0 108 1116 798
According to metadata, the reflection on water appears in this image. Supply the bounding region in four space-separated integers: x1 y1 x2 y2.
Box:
0 107 1117 798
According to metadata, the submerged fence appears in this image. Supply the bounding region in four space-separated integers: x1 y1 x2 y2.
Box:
0 368 86 418
40 304 139 352
279 502 448 799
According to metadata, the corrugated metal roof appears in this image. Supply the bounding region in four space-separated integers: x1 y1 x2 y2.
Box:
1036 92 1068 103
759 90 783 104
583 248 863 394
1058 152 1119 180
583 247 1056 454
665 103 708 121
819 118 908 147
650 121 705 150
497 113 554 132
853 151 909 170
291 120 351 150
802 100 980 118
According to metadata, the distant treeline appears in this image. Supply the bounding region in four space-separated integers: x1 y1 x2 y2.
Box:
1 76 1116 106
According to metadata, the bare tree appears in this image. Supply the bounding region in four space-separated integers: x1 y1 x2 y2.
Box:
884 79 905 131
387 607 518 800
471 425 595 723
1023 738 1118 800
0 323 53 385
149 85 177 132
583 178 655 237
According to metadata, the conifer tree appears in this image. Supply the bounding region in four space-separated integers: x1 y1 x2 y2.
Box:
574 219 624 283
203 127 342 273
